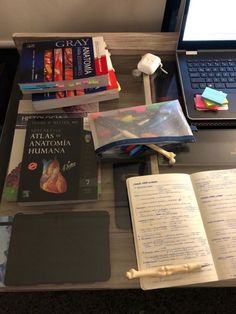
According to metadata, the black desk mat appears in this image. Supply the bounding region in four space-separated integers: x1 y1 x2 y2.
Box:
4 211 110 286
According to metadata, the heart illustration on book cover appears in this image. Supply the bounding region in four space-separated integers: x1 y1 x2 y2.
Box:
40 159 67 194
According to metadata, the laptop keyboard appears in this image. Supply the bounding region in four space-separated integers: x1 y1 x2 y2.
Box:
187 58 236 90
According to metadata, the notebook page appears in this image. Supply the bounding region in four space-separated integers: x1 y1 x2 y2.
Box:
126 173 217 290
191 168 236 280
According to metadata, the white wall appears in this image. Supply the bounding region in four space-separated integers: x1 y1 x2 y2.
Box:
0 0 167 46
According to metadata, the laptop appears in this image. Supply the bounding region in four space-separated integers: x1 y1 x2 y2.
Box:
176 0 236 126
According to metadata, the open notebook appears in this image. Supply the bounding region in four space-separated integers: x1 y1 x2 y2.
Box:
126 169 236 290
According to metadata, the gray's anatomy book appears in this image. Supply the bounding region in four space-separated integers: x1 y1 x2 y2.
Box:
31 51 120 111
19 37 109 93
127 169 236 290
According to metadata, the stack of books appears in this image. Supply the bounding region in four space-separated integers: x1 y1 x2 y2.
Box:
18 36 120 111
2 36 120 207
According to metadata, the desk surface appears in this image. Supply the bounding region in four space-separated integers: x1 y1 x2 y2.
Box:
0 33 236 291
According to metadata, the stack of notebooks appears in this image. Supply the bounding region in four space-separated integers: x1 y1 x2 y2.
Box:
18 36 120 111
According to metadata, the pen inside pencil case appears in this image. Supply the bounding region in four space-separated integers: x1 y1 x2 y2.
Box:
88 101 194 155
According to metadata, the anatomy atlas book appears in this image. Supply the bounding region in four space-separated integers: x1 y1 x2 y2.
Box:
17 118 98 205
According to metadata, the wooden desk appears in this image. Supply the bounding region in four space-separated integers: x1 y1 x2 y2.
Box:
12 32 178 55
1 33 235 291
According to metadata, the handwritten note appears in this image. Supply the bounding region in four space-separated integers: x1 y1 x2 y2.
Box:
192 169 236 280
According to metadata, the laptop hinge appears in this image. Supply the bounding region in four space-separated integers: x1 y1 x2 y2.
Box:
186 51 198 55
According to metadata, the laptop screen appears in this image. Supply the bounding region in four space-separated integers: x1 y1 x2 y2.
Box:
178 0 236 50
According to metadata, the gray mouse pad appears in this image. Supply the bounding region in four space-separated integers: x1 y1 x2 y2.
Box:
4 211 110 286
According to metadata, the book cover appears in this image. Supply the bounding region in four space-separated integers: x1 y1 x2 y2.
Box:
32 69 120 111
18 37 109 93
1 100 99 204
17 118 98 205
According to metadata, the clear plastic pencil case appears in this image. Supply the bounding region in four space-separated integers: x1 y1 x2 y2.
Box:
88 100 194 156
